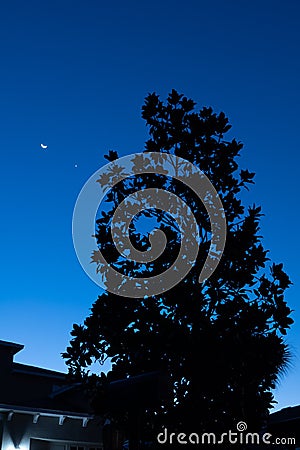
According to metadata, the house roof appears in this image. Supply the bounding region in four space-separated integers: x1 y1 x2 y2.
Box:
13 362 67 380
0 339 94 417
0 339 24 355
269 405 300 424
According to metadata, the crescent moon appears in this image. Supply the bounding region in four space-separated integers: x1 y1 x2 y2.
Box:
40 144 48 149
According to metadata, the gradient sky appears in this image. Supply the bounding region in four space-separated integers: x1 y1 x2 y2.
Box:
0 0 299 413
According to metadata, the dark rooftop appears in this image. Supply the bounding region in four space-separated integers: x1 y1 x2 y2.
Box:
0 339 93 416
270 405 300 424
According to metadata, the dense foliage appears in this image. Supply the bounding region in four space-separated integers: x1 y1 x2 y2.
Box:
63 90 293 446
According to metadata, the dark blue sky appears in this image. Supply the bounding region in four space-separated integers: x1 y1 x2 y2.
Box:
0 0 299 412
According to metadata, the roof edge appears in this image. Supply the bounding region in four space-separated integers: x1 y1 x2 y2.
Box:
0 340 24 355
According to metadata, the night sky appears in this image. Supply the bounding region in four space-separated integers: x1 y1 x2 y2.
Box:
0 0 299 413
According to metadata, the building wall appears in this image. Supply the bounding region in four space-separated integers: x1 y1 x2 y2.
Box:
0 413 103 450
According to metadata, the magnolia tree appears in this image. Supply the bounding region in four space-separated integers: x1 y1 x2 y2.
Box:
63 90 293 444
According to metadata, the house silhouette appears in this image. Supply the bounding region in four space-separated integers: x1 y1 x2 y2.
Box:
0 340 104 450
2 338 294 450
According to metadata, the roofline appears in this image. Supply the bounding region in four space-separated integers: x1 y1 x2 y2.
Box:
0 404 94 419
269 416 300 424
13 363 67 380
269 414 300 424
0 340 24 355
269 405 300 424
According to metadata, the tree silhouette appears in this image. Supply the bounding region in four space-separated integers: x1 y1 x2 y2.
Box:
63 90 293 448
